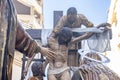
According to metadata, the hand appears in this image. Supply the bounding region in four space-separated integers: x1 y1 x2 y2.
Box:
36 46 56 61
97 23 111 28
97 23 111 32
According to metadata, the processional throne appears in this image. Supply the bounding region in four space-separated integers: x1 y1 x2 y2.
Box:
21 11 112 80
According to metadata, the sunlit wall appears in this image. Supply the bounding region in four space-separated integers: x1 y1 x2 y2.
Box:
107 0 120 76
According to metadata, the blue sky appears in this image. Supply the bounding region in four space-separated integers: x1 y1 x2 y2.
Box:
43 0 111 29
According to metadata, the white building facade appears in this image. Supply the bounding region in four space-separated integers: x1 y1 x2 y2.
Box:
107 0 120 76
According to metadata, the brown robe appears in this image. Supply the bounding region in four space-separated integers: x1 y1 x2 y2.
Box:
72 53 120 80
72 62 120 80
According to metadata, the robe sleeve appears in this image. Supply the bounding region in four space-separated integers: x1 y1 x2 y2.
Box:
15 22 39 58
